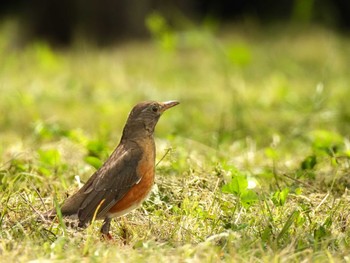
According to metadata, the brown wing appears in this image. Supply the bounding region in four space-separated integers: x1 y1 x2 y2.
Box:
76 142 142 226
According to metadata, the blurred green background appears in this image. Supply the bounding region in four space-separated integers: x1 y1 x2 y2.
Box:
0 1 349 175
1 20 349 147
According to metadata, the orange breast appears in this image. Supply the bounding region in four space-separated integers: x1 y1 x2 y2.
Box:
108 144 155 217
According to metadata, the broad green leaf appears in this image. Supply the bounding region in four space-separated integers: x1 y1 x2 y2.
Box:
86 140 107 158
300 155 317 170
241 190 258 207
310 129 343 155
272 187 290 206
222 175 248 196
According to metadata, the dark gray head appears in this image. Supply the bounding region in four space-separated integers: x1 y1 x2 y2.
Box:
121 100 179 140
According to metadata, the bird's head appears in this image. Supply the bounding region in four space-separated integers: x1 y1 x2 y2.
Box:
122 100 179 140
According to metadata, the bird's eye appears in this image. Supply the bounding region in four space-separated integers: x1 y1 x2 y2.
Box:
151 105 159 112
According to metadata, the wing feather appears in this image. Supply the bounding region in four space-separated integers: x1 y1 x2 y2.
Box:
77 142 142 225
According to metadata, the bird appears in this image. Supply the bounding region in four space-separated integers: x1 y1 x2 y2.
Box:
43 100 179 238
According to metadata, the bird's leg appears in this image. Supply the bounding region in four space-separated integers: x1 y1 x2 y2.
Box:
101 217 113 240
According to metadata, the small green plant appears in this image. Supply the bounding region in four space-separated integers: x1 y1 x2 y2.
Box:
37 148 62 176
310 129 344 157
272 187 290 206
84 139 109 169
221 167 258 208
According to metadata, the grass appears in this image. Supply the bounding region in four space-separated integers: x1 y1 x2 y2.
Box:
1 18 350 262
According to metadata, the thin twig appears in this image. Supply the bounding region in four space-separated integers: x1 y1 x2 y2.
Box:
314 192 329 212
282 173 318 191
208 178 221 212
19 193 44 220
156 148 172 167
31 182 48 212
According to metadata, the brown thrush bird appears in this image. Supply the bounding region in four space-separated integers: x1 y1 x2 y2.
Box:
44 100 179 238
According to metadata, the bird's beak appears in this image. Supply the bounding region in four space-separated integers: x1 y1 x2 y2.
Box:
160 100 180 113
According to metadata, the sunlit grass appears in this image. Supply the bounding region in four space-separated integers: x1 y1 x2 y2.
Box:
1 19 350 262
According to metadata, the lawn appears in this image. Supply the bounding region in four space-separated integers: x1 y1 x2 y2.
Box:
1 19 350 262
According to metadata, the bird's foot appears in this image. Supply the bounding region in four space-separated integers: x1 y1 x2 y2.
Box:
100 218 113 241
101 232 114 241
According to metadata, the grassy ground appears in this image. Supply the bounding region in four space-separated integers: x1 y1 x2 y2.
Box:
1 19 350 262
